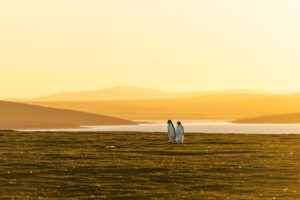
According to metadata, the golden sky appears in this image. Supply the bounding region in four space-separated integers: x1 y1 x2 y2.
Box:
1 0 300 98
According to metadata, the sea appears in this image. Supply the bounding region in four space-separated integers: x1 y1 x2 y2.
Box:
19 120 300 134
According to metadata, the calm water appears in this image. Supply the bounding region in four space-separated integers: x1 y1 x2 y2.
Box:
20 120 300 134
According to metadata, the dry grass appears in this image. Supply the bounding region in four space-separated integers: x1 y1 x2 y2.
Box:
0 131 299 199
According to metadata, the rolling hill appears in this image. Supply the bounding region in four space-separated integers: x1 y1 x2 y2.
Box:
10 86 300 121
0 101 136 129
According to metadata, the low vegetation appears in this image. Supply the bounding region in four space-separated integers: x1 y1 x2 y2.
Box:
0 131 299 199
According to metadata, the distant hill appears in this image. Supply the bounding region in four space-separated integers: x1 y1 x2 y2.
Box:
12 85 275 101
234 113 300 123
0 101 135 129
24 93 300 120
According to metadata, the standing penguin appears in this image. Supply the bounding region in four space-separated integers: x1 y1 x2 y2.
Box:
167 120 176 143
176 121 184 144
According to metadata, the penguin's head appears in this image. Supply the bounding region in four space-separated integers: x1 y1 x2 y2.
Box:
177 121 181 126
167 120 172 124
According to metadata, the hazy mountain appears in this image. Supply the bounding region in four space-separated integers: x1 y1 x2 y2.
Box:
0 101 135 129
14 85 276 101
234 113 300 123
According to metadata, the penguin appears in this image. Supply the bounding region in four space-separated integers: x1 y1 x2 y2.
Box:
176 121 184 144
167 120 176 143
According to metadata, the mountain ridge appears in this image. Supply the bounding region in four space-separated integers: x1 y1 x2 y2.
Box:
7 85 277 101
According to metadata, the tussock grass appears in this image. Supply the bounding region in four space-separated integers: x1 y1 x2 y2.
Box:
0 131 299 199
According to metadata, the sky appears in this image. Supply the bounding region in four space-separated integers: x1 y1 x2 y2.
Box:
1 0 300 98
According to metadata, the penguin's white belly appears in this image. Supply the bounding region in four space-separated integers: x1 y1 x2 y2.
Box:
176 127 184 144
167 125 176 141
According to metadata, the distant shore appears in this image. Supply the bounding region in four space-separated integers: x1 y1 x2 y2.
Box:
234 112 300 124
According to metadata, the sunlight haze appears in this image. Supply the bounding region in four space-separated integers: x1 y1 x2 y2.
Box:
1 0 300 98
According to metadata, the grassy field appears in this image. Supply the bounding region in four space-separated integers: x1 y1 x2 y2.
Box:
0 131 299 199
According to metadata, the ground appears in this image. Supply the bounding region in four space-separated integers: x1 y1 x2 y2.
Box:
0 131 299 199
